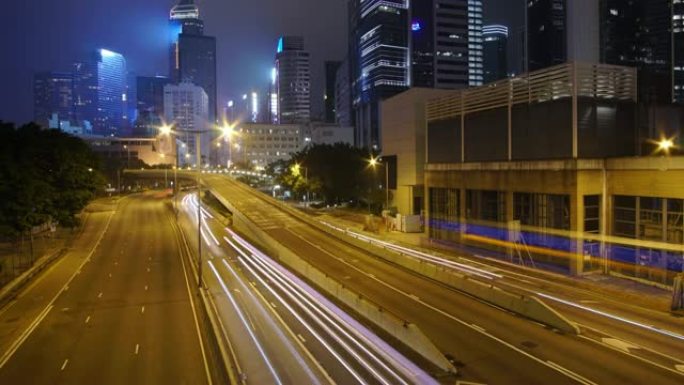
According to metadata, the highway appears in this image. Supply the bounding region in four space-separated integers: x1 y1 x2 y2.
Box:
196 173 684 385
0 193 214 384
177 193 439 385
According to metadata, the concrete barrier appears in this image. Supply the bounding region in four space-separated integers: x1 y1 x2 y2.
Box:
218 181 579 335
210 189 457 374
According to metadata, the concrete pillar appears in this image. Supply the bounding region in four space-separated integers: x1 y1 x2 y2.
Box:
570 190 584 276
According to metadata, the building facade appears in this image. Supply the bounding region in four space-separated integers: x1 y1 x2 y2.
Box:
482 24 508 83
33 71 74 128
163 82 209 166
600 0 684 104
526 0 599 72
169 0 217 123
73 49 127 136
422 62 684 285
324 61 341 123
275 36 311 124
234 123 303 168
349 0 410 149
135 76 171 137
335 58 352 127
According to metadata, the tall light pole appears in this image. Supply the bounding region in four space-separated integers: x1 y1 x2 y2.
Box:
369 156 389 210
159 122 237 289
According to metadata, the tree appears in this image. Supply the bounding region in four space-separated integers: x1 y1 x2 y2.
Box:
0 122 105 238
268 143 379 206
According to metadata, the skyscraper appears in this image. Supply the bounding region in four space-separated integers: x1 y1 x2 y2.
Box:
163 81 209 165
135 76 171 137
483 24 508 83
348 0 483 149
349 0 410 149
73 49 127 136
411 0 483 89
275 36 311 124
526 0 599 72
335 58 352 127
600 0 683 104
169 0 217 123
33 71 73 128
324 61 341 123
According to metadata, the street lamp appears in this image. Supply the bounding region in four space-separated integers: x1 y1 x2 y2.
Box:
657 137 675 155
292 163 309 206
368 156 389 211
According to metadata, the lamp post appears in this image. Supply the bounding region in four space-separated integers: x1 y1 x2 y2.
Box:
369 156 389 210
292 163 309 206
158 122 237 289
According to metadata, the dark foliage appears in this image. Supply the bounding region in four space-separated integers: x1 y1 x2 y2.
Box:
0 122 105 236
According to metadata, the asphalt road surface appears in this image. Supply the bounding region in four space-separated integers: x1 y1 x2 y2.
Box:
0 193 211 385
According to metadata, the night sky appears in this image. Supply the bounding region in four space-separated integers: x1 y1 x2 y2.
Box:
0 0 522 125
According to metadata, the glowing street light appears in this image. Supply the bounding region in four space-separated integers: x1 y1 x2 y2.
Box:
657 137 675 155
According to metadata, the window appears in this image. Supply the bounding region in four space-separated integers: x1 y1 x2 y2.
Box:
584 195 600 233
466 190 505 222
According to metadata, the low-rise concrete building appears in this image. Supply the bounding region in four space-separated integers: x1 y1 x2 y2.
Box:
234 123 303 168
423 62 684 285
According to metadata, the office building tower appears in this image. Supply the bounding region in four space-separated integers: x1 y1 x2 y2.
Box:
526 0 599 72
33 71 74 128
483 24 509 83
73 49 127 136
349 0 410 149
335 58 352 127
135 76 171 137
325 61 341 123
169 0 217 123
600 0 683 104
275 36 311 124
411 0 483 88
163 82 209 166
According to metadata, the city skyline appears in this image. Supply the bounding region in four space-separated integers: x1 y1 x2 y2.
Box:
0 0 521 126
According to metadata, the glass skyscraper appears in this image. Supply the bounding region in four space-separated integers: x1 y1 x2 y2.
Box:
275 36 311 124
483 24 508 83
73 49 127 136
169 0 217 124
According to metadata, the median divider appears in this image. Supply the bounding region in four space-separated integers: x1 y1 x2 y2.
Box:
218 180 579 336
210 189 457 374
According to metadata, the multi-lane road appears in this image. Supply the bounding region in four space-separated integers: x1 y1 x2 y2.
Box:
0 194 216 384
197 172 684 385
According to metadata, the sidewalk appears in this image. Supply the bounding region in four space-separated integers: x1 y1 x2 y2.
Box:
311 207 674 314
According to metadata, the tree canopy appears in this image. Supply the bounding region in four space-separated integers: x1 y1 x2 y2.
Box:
269 143 383 206
0 122 105 236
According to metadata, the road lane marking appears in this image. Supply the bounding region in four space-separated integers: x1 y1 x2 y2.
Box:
538 292 684 342
288 229 596 385
60 359 69 371
141 306 145 314
676 364 684 373
297 334 307 343
108 273 112 278
0 203 118 369
144 285 148 291
546 361 596 385
97 292 103 298
85 316 91 324
470 323 486 333
135 344 140 355
146 267 151 273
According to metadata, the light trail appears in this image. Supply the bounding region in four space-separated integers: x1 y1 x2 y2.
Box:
537 293 684 342
207 260 284 385
224 228 438 385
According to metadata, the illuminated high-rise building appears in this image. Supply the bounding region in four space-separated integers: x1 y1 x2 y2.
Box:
163 81 209 166
73 49 127 136
169 0 217 123
275 36 311 124
483 24 508 83
348 0 483 149
135 76 171 137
